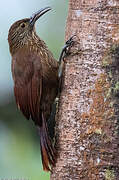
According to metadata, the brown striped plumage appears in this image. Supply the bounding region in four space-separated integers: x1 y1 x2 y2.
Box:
8 7 59 171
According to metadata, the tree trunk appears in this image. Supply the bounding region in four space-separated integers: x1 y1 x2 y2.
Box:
51 0 119 179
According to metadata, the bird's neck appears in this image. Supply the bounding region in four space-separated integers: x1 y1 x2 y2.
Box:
9 31 46 56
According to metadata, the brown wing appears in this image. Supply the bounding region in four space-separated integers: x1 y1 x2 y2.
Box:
12 51 42 125
12 47 58 171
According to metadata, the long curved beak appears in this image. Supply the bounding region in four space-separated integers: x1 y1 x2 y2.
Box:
30 7 51 26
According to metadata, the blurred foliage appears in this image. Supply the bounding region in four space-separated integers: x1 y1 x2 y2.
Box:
0 0 68 179
0 101 49 179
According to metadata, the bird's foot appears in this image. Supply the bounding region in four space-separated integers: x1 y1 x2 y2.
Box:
59 35 76 64
58 35 77 79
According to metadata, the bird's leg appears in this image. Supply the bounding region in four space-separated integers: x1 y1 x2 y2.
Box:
58 35 76 79
57 35 76 97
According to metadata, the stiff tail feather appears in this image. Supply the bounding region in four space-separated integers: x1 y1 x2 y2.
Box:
38 112 56 171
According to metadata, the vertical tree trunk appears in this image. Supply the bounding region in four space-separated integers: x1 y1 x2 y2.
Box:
51 0 119 179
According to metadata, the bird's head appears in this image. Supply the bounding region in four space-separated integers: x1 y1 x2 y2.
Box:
8 7 51 54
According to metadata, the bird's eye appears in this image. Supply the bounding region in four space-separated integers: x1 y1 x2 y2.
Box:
20 23 26 28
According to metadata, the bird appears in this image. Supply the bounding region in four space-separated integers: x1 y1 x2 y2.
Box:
8 7 59 171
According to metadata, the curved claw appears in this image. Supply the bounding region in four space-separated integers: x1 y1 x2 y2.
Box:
65 35 76 46
59 35 76 64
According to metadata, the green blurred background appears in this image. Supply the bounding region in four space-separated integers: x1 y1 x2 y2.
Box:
0 0 68 179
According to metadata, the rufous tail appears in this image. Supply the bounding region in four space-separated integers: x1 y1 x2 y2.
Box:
38 112 55 171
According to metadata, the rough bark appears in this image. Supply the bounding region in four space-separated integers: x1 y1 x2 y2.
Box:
51 0 119 179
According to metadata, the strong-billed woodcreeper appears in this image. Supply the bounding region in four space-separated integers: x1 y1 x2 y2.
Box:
8 7 74 171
